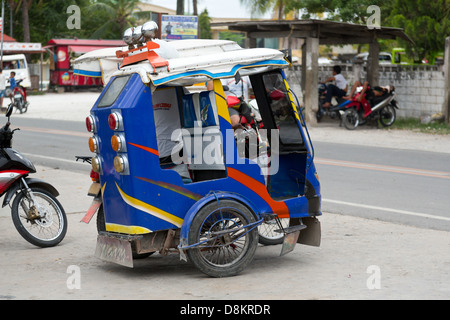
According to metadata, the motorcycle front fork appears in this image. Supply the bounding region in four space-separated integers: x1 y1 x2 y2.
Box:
20 178 40 221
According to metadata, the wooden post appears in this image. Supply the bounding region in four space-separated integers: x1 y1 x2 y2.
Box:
443 36 450 124
245 35 256 49
367 36 380 86
301 36 319 126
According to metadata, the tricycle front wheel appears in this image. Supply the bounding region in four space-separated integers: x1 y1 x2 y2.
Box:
186 200 259 278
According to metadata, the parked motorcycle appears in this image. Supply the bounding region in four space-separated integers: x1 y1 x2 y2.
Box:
342 86 398 130
317 83 351 123
0 105 67 247
8 79 28 114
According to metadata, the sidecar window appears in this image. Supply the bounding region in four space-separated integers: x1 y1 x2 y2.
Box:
98 75 131 108
261 72 305 149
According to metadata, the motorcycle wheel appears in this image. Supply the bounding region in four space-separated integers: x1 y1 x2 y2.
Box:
258 218 289 245
186 200 258 277
14 99 23 114
342 108 360 130
20 100 28 114
379 104 396 127
11 187 67 248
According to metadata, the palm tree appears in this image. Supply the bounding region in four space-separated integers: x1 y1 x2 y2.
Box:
87 0 140 39
193 0 198 15
176 0 184 15
9 0 33 42
240 0 290 20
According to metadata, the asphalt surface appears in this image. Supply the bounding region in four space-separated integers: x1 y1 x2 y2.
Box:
0 92 449 301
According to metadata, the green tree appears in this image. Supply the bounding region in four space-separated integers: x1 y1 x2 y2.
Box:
198 9 211 39
8 0 34 42
388 0 450 61
86 0 141 39
8 0 93 43
240 0 297 19
291 0 449 61
289 0 392 24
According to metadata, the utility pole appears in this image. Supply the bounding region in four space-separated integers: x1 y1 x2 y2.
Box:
1 0 4 69
443 36 450 124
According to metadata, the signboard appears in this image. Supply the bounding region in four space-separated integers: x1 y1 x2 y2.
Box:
1 42 42 52
161 15 198 40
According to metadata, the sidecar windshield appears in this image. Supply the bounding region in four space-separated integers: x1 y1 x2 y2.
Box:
98 75 131 108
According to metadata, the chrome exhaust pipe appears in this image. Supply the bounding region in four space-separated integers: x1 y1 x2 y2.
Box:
371 93 395 113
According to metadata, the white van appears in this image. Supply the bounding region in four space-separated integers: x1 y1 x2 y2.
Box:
2 54 31 88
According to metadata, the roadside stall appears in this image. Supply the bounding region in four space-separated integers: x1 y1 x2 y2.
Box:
45 39 125 90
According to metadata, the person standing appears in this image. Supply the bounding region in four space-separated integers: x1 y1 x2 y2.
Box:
0 69 6 112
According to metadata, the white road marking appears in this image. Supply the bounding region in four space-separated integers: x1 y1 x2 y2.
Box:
323 198 450 222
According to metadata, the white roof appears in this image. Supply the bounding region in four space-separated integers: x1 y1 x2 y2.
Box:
74 39 289 86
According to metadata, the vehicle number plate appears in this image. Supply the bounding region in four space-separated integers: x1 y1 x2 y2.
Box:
95 234 134 268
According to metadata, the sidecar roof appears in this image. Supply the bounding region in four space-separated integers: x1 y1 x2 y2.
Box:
73 39 289 87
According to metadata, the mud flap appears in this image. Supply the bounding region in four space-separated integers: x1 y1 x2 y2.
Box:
95 233 134 268
81 197 101 224
81 182 102 224
297 217 321 247
279 224 307 256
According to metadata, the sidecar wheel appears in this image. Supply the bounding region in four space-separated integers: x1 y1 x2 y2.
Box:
186 200 258 278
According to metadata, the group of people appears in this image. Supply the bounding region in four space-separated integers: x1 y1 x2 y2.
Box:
0 69 18 110
321 65 387 109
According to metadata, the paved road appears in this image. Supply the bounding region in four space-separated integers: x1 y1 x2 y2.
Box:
9 116 450 231
0 93 448 301
314 141 450 231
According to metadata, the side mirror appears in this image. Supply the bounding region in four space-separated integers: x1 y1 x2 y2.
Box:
6 104 13 118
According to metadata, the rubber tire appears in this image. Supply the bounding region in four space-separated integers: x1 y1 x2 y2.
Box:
186 200 259 278
343 108 360 130
11 187 67 248
258 218 289 246
379 104 396 127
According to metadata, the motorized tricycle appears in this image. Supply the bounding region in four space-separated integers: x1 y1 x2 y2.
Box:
74 21 322 277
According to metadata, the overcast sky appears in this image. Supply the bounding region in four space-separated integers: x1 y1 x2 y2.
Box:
146 0 271 19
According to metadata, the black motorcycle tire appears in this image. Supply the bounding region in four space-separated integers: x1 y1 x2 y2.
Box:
342 108 360 130
11 187 67 248
379 104 396 127
186 200 258 278
20 102 28 114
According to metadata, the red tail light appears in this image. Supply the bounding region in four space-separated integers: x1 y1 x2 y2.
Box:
86 115 96 133
90 170 100 182
108 112 122 131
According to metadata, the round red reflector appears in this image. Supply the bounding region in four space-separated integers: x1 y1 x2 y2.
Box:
108 113 121 131
86 115 95 133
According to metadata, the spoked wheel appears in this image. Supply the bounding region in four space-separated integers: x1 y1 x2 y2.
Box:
342 108 360 130
258 218 289 245
11 188 67 247
379 104 396 127
186 200 259 278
